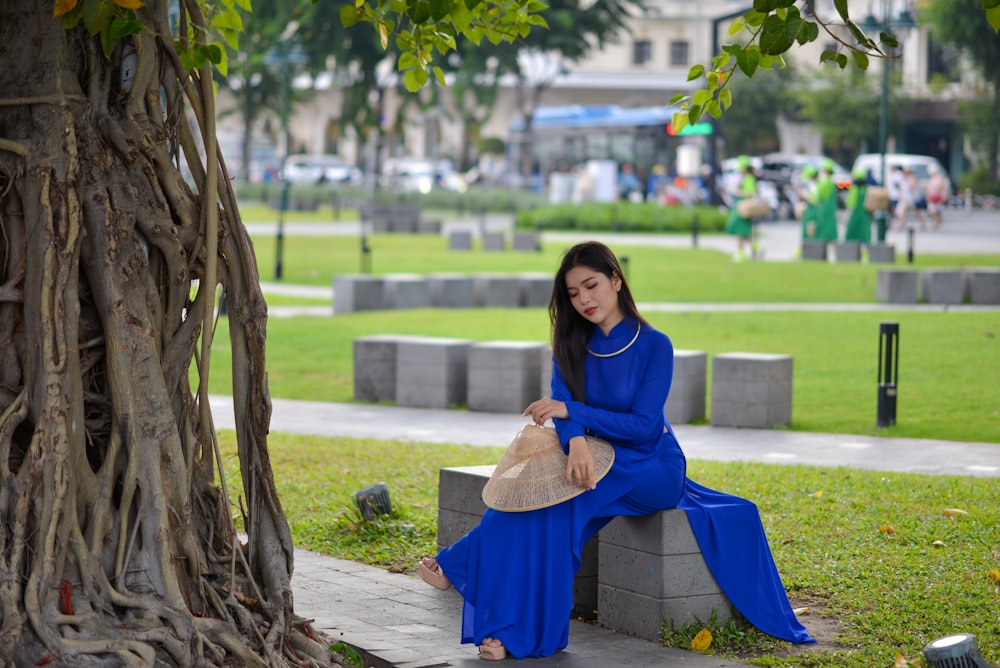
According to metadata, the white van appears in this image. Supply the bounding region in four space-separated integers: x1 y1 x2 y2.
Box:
851 153 951 193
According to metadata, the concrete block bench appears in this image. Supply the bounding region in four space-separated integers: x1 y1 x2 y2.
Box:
965 268 1000 304
833 241 861 263
474 274 522 308
512 232 541 252
428 273 477 308
353 334 424 402
435 465 599 622
518 273 553 308
482 232 506 251
800 240 827 261
598 511 732 641
383 274 431 310
396 337 473 409
362 202 422 233
920 270 965 305
448 231 473 251
710 353 793 428
467 341 551 413
665 350 707 425
876 269 918 304
333 275 385 314
436 466 730 631
868 243 895 264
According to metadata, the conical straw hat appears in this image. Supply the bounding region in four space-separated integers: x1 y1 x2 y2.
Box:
482 424 615 512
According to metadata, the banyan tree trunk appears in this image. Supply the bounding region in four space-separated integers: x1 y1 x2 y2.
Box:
0 2 338 665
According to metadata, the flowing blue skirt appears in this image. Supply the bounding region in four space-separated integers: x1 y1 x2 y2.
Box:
435 431 813 658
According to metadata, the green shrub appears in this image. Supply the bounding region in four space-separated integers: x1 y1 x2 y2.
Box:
515 202 727 233
958 165 1000 196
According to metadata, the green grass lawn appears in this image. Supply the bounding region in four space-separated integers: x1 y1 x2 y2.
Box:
217 431 1000 667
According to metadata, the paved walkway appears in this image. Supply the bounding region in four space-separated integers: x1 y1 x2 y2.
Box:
211 397 1000 668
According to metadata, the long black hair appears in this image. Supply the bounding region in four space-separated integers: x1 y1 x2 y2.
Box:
548 241 646 401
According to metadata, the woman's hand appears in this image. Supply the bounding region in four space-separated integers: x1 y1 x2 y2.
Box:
522 398 568 426
566 436 596 490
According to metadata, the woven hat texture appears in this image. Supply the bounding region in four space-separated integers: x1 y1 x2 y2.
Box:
482 424 615 512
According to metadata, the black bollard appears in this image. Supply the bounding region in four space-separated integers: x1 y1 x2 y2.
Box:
907 228 915 264
692 213 699 248
620 255 630 283
877 322 899 427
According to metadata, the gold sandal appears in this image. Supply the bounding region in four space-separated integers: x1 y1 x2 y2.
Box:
479 640 506 661
418 558 451 590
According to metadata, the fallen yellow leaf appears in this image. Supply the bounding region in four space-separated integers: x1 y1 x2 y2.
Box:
931 540 946 548
894 653 909 667
880 524 896 534
942 508 968 517
988 568 1000 582
792 606 811 615
811 490 823 498
690 627 713 652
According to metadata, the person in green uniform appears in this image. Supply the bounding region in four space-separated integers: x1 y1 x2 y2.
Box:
843 167 872 245
724 155 758 262
814 159 839 244
796 165 819 240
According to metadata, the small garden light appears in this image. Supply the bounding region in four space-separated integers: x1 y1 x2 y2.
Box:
351 482 392 521
923 633 992 668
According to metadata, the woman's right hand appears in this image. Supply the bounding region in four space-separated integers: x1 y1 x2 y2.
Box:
523 398 568 426
566 436 596 490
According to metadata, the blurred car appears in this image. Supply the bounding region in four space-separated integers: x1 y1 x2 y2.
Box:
282 155 361 185
851 153 952 193
381 158 466 193
758 153 853 215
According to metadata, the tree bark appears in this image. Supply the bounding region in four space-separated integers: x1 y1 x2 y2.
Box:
0 2 340 665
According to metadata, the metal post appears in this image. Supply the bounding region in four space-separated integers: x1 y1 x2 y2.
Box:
907 228 914 264
876 45 890 243
877 321 900 427
692 213 699 248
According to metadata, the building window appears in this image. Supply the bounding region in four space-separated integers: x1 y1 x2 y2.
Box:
669 40 689 67
633 39 652 66
927 38 961 83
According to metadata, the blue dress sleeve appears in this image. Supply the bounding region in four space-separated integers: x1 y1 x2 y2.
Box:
553 330 673 447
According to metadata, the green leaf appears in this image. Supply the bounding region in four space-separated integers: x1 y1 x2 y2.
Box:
852 50 869 70
835 53 849 69
760 14 794 55
880 31 898 49
753 0 778 11
398 51 418 69
719 88 733 110
707 99 722 119
340 5 361 28
688 103 703 123
692 89 712 107
464 0 481 11
203 44 223 65
449 0 471 31
687 64 705 81
833 0 849 21
736 45 760 77
82 0 114 36
989 5 1000 31
800 20 819 44
214 7 244 31
403 66 428 92
432 66 446 85
728 17 745 35
429 0 453 22
670 112 690 134
109 16 142 39
669 93 688 106
819 49 840 64
744 9 767 27
407 2 431 24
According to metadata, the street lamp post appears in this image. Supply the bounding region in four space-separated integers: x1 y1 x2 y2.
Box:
861 3 917 243
265 23 307 280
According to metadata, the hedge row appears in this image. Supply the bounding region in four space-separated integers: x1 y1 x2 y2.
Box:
514 202 728 234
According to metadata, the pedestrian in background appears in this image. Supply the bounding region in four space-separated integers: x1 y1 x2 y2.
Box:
814 159 839 245
925 164 948 230
844 167 872 245
797 165 819 240
724 155 758 262
894 167 928 230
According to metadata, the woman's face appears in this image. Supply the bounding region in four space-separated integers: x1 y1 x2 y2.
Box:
564 264 623 334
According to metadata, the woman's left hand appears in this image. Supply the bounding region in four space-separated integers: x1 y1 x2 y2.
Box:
566 436 596 489
523 398 568 426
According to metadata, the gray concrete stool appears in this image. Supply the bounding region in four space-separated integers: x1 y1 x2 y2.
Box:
467 341 550 413
665 350 707 425
395 337 473 409
512 232 541 251
428 273 476 308
448 230 473 251
436 465 599 620
353 334 424 402
598 511 732 641
482 231 506 251
876 269 918 304
800 240 827 261
965 268 1000 304
518 272 553 308
333 274 385 314
833 241 861 262
710 353 793 428
920 270 966 305
868 243 895 264
383 274 431 310
474 274 522 307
